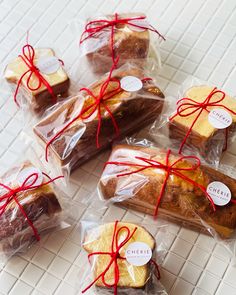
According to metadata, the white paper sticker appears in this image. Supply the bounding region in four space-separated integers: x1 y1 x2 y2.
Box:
17 167 43 187
128 19 149 32
37 56 61 75
120 76 143 92
207 181 231 206
208 108 232 129
125 242 152 266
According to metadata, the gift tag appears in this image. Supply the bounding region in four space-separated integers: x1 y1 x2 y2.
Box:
17 167 43 187
207 181 231 206
37 56 61 75
208 108 232 129
125 242 152 266
120 76 143 92
128 19 149 32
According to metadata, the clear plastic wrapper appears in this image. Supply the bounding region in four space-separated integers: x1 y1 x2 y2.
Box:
32 62 165 178
98 138 236 257
79 218 167 294
76 12 165 75
3 41 70 115
151 77 236 165
0 149 71 265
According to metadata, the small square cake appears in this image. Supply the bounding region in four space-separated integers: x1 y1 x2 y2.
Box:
0 161 61 255
81 13 150 73
169 85 236 156
83 222 155 288
4 48 70 113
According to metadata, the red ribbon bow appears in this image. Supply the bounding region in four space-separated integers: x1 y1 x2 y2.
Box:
0 172 63 240
14 41 63 106
169 87 236 154
106 149 217 217
82 220 160 295
80 13 165 66
45 60 121 161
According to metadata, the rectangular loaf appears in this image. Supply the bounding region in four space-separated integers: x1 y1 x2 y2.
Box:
33 66 165 172
99 144 236 239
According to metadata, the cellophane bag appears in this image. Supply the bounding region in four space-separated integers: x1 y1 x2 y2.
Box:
151 76 236 165
2 36 70 116
31 61 165 179
0 148 71 265
73 12 165 76
78 217 168 294
98 137 236 258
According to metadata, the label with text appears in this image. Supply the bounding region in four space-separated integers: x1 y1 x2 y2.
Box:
125 242 152 266
208 108 232 129
207 181 231 206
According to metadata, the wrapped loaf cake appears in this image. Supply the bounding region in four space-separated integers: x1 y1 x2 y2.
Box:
169 85 236 157
99 144 236 239
80 13 155 74
33 65 165 174
4 48 70 113
82 221 156 292
0 161 62 256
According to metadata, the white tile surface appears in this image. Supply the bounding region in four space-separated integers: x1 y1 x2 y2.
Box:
0 0 236 294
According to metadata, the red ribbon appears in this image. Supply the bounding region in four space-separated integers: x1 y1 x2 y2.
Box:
169 87 236 154
80 13 165 66
0 172 63 241
45 60 152 161
14 42 63 107
106 150 217 217
82 220 160 295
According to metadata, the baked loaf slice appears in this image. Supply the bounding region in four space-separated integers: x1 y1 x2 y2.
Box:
33 66 164 171
99 144 236 239
82 13 150 73
83 222 155 288
0 161 61 254
169 86 236 156
4 48 70 113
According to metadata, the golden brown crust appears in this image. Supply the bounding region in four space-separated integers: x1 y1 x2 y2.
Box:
33 67 164 170
100 144 236 239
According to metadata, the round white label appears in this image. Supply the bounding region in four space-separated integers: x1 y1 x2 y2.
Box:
17 167 43 187
125 242 152 266
37 56 61 75
208 108 232 129
120 76 143 92
128 19 149 32
207 181 231 206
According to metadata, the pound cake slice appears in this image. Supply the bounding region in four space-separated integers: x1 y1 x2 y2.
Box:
83 222 155 288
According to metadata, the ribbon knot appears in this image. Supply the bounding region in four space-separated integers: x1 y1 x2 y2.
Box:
80 13 165 66
0 171 63 241
106 149 217 217
13 36 60 107
45 60 123 161
170 87 236 153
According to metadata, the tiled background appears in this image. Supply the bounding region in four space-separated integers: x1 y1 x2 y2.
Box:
0 0 236 294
